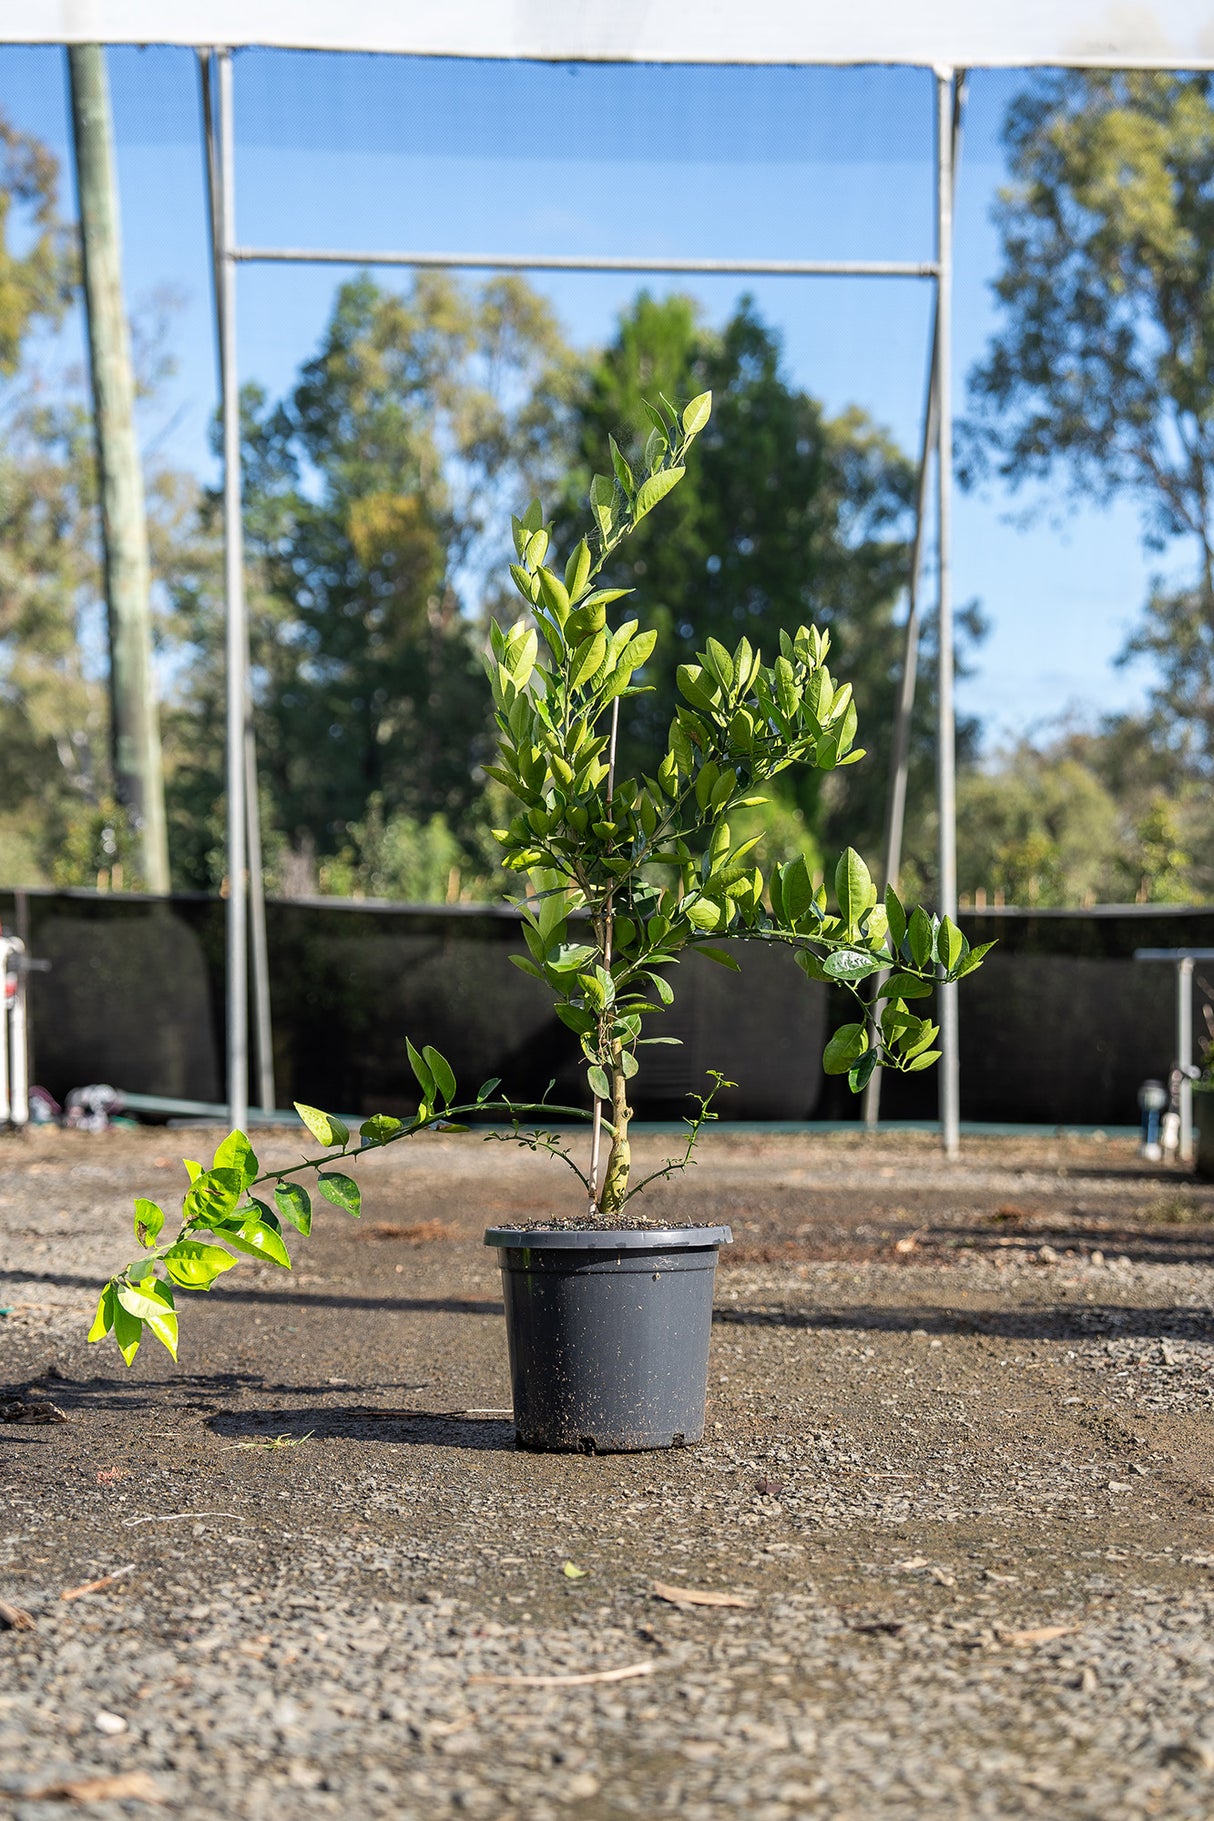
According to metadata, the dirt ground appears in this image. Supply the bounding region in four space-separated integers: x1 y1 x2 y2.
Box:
3 1123 1214 1820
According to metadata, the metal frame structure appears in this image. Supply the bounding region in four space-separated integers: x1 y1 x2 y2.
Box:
197 49 963 1146
14 6 1202 1144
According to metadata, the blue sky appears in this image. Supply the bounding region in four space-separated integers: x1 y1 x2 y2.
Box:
0 46 1181 748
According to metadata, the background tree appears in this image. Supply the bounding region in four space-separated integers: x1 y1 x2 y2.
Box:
962 71 1214 786
168 271 581 893
557 291 979 872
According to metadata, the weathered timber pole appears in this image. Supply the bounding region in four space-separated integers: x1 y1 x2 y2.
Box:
67 43 170 893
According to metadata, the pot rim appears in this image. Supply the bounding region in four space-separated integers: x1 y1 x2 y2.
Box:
484 1223 732 1251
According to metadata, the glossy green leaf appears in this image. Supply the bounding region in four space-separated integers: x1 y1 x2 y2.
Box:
275 1181 313 1234
217 1217 292 1270
882 970 935 1000
295 1103 349 1149
318 1172 361 1217
117 1279 178 1360
822 1022 868 1076
88 1283 116 1342
835 848 874 933
133 1198 165 1249
695 945 742 971
112 1298 142 1367
213 1129 258 1188
587 1065 610 1102
908 906 935 969
821 949 883 982
937 915 964 972
422 1046 457 1108
848 1048 880 1094
183 1167 243 1228
405 1038 436 1104
360 1115 403 1147
681 391 712 438
162 1240 238 1291
477 1077 502 1103
633 465 685 519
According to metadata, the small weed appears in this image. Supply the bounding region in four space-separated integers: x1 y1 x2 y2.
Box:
1139 1193 1211 1226
224 1431 314 1452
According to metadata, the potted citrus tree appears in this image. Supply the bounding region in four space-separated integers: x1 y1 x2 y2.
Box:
479 391 987 1450
89 393 987 1456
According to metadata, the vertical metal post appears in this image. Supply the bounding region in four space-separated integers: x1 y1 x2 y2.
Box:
865 72 965 1133
215 49 248 1135
863 309 940 1131
245 726 276 1110
7 943 28 1127
1178 956 1195 1164
935 66 960 1159
201 51 275 1114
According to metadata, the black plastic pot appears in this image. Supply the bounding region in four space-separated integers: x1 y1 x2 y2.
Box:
484 1225 732 1452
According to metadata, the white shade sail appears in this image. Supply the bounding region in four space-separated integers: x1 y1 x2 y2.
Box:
10 0 1214 67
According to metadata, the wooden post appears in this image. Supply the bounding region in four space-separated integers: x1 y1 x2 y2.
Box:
67 43 170 895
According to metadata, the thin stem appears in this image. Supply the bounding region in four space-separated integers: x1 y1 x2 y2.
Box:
588 693 620 1213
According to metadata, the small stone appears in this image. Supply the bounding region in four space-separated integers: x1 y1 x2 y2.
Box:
94 1711 128 1735
565 1772 601 1800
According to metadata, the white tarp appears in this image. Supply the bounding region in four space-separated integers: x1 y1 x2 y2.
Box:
11 0 1214 68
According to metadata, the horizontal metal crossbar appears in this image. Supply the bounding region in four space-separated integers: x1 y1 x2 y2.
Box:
232 245 938 279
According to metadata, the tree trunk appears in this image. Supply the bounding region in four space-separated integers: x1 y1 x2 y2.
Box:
599 1042 632 1215
68 43 170 893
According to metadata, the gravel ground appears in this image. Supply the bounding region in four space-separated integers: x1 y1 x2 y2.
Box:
2 1124 1214 1820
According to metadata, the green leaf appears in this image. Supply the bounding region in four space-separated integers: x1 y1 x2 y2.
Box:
681 391 712 439
587 1065 610 1102
162 1240 238 1291
216 1217 292 1270
112 1298 142 1367
908 906 934 969
609 434 634 493
953 941 995 979
183 1167 243 1227
406 1038 436 1105
570 629 607 691
564 538 591 601
133 1198 165 1249
884 886 907 953
835 848 874 933
295 1103 349 1148
821 949 883 982
422 1046 457 1108
183 1158 203 1183
695 945 742 971
937 915 964 972
823 1022 868 1075
477 1077 502 1103
360 1115 403 1146
117 1279 178 1360
213 1129 258 1188
318 1172 361 1217
848 1048 880 1094
633 465 685 519
781 857 814 922
883 971 935 1000
906 1050 942 1072
88 1283 116 1342
275 1181 312 1234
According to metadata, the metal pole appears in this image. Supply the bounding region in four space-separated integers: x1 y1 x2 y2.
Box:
245 725 276 1109
7 942 28 1127
935 65 960 1160
864 72 965 1131
215 49 248 1134
200 51 275 1114
1179 956 1195 1164
234 245 938 280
